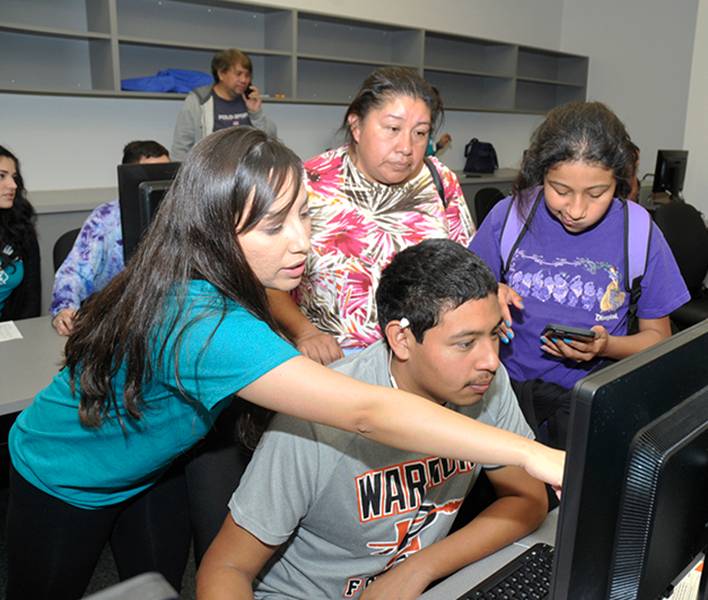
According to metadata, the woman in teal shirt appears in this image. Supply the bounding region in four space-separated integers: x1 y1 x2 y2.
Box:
0 145 40 321
7 127 564 599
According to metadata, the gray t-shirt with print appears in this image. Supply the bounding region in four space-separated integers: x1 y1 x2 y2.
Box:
229 340 534 599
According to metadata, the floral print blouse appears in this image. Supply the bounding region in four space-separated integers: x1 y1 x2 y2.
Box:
295 146 475 349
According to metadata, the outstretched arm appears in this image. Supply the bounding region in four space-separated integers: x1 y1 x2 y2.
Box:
197 517 277 600
239 356 565 489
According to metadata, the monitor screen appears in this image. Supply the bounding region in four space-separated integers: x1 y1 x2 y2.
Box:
117 162 180 262
550 319 708 599
651 149 688 199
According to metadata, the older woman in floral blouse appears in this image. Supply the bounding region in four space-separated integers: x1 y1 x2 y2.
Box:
268 67 475 364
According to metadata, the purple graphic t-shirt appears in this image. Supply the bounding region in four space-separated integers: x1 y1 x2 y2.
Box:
470 195 689 389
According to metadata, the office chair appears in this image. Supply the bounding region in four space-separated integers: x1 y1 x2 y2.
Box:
52 228 81 272
653 202 708 330
473 187 505 227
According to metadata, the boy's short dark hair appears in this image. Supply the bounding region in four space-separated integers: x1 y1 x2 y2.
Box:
376 239 499 344
121 140 169 165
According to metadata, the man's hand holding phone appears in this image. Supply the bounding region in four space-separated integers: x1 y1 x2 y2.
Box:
540 323 608 362
244 84 262 112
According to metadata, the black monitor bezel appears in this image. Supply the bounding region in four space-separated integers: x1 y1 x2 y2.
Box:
651 149 688 197
117 162 180 263
608 387 708 599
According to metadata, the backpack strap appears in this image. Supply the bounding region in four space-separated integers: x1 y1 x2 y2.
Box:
424 157 447 209
500 187 544 279
623 199 653 333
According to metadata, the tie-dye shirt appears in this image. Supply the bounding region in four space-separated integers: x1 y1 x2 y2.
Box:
296 146 475 350
50 200 124 317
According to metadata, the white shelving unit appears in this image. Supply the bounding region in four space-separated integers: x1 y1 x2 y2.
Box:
1 0 588 114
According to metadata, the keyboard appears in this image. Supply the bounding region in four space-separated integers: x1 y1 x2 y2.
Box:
457 542 554 600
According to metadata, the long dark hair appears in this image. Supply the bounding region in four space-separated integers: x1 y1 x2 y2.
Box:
65 127 303 428
513 101 635 214
0 146 36 270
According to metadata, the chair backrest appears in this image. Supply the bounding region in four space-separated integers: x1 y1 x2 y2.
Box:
653 202 708 297
53 228 81 272
473 187 505 227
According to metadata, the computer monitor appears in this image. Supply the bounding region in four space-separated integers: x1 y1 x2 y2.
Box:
117 162 180 262
608 387 708 599
550 319 708 599
651 149 688 200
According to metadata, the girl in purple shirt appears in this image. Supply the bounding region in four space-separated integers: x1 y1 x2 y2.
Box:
470 102 689 449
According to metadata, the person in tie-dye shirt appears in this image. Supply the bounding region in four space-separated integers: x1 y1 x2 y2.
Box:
268 68 475 364
50 140 170 335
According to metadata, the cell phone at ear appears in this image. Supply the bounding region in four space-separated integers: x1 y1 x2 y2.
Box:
542 323 597 342
244 85 254 99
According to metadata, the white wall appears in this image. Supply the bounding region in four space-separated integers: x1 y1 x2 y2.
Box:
683 0 708 216
2 0 564 193
0 94 545 192
560 0 699 180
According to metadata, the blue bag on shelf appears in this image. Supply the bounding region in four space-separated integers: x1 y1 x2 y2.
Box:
121 69 212 93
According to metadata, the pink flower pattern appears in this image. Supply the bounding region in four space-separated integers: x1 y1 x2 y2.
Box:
296 146 475 349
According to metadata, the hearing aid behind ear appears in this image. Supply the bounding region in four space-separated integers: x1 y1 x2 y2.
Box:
399 317 410 329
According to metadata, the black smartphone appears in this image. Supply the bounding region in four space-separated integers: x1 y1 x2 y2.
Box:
244 85 254 99
541 323 597 342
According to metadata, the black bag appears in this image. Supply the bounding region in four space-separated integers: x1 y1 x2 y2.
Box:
463 138 499 174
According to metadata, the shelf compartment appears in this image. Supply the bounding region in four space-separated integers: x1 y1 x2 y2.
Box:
514 79 586 113
119 43 294 98
424 70 515 111
424 33 515 78
0 30 115 91
297 13 422 66
296 59 385 104
0 0 111 34
517 47 588 86
116 0 293 52
516 76 586 87
296 53 417 69
117 36 292 56
0 23 111 40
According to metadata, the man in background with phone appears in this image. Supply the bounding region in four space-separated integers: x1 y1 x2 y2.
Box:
171 48 277 161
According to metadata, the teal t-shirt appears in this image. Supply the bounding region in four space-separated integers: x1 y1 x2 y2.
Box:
9 280 299 509
0 254 24 314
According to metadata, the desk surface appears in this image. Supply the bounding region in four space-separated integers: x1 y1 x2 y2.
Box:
454 168 517 185
0 316 65 415
419 510 558 599
28 187 116 214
